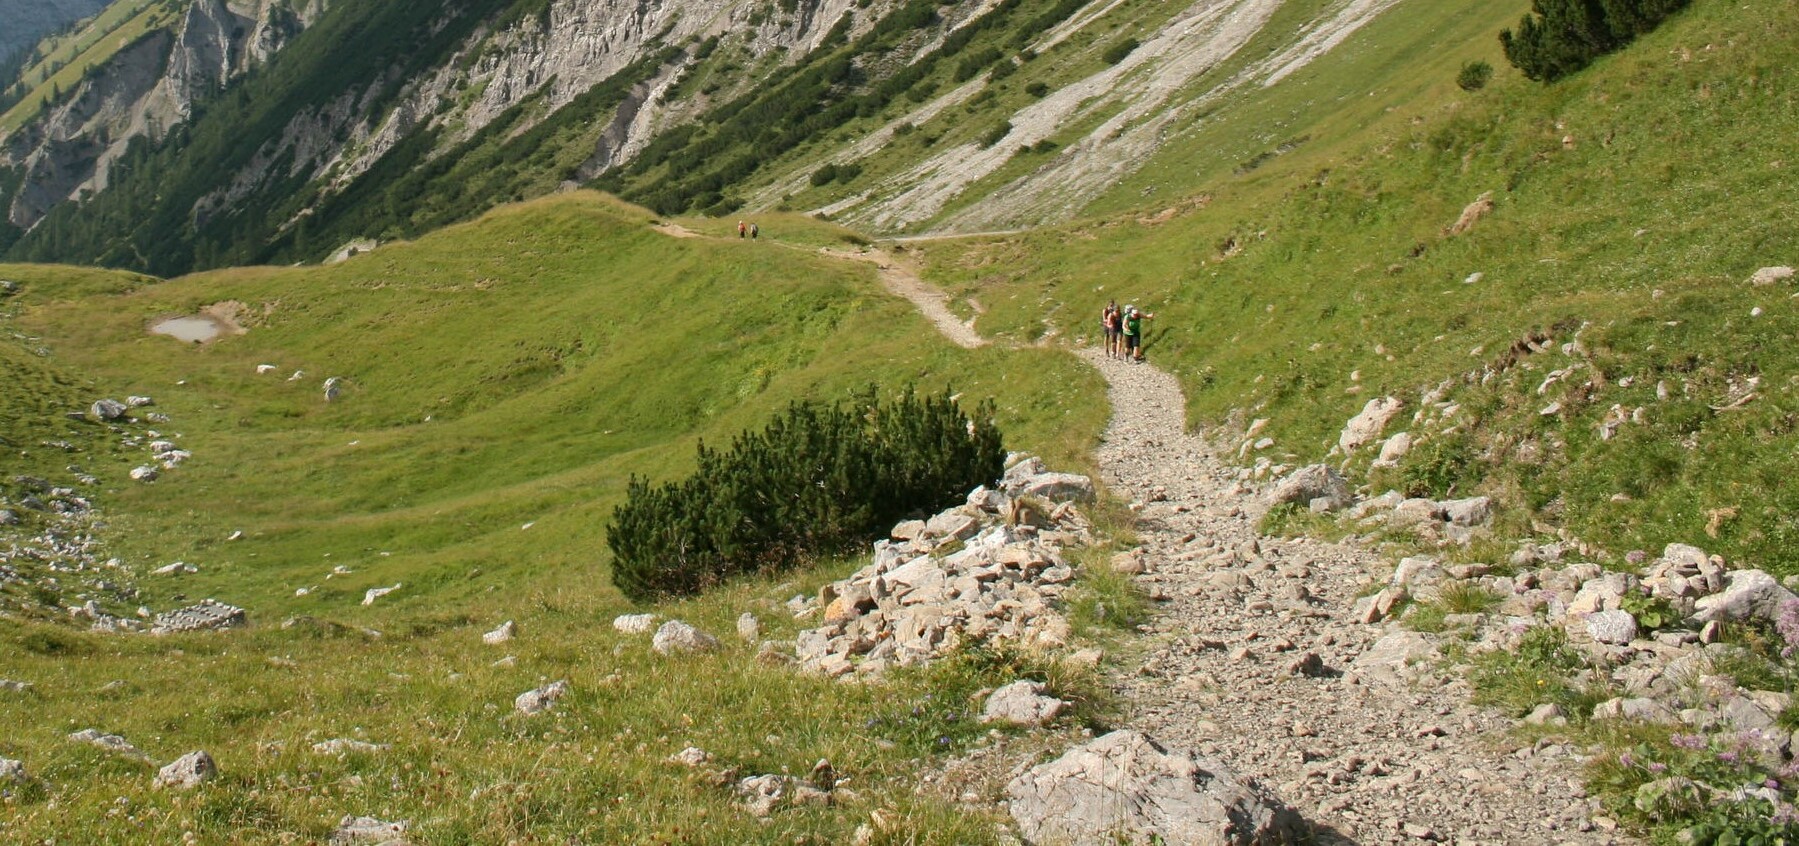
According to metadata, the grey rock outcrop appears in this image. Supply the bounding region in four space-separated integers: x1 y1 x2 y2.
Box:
91 399 128 420
514 680 569 715
482 620 516 644
981 680 1066 726
151 599 245 634
155 750 217 789
313 739 391 755
0 757 29 783
1007 730 1294 845
1266 464 1349 510
612 613 658 634
1750 266 1795 286
652 620 718 655
1338 396 1401 453
1692 569 1796 624
68 728 148 759
331 815 411 845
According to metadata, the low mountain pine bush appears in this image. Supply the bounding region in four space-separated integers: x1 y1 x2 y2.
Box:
1500 0 1690 82
608 387 1004 600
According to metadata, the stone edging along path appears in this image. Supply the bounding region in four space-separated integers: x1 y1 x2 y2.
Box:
1080 347 1626 844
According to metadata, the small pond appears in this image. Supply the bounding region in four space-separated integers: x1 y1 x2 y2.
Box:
151 316 225 343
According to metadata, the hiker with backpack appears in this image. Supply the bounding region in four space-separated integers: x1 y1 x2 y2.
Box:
1101 301 1121 358
1122 305 1154 362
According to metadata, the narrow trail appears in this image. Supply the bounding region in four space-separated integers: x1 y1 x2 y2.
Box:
1081 347 1625 845
820 246 986 349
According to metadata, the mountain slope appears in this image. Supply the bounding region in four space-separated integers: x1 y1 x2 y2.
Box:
0 0 113 67
0 0 1463 275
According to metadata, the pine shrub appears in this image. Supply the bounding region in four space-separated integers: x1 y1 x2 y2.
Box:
1456 60 1494 91
607 387 1004 600
1500 0 1690 82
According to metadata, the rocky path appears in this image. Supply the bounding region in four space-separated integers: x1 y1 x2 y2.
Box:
1080 347 1627 845
823 246 986 349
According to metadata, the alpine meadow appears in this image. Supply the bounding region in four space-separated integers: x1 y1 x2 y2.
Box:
1 0 1797 843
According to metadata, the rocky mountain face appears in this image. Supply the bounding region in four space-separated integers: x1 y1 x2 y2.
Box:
2 0 323 230
0 0 113 65
0 0 1410 273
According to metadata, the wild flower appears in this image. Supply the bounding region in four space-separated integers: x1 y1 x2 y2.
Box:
1776 598 1799 659
1670 733 1708 750
1626 550 1647 565
1648 762 1667 774
1718 751 1740 764
1619 750 1636 768
1773 803 1799 826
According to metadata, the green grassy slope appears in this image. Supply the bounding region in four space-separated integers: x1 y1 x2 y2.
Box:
921 0 1799 571
0 192 1108 842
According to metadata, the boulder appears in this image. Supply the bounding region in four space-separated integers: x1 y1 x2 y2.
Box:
612 613 658 634
155 751 218 789
1266 465 1349 509
1585 609 1639 645
1016 472 1096 504
331 815 410 845
981 680 1066 726
361 584 401 606
68 728 147 759
127 396 155 408
150 600 245 635
669 746 711 767
736 612 761 641
1750 266 1795 286
1446 191 1495 236
90 399 128 420
324 377 344 402
312 739 391 755
1592 697 1678 724
1371 432 1412 468
1350 631 1437 685
514 680 569 715
1439 496 1493 527
1006 730 1293 846
1339 396 1403 453
130 466 160 482
1692 569 1797 624
652 620 719 655
925 510 980 541
0 758 28 782
0 508 19 526
482 620 516 645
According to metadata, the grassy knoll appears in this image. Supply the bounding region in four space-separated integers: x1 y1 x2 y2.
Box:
918 0 1799 574
0 191 1108 842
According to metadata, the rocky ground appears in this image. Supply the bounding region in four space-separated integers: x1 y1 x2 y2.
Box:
1079 347 1627 845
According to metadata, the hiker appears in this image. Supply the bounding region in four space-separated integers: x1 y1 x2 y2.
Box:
737 221 747 238
1101 301 1121 358
1123 305 1154 362
750 222 760 240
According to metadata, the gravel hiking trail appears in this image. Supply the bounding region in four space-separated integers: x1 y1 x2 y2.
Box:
1081 347 1628 845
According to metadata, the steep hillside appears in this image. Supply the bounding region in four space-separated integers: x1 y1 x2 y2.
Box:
919 0 1799 572
0 0 113 68
0 0 1462 275
0 192 1110 842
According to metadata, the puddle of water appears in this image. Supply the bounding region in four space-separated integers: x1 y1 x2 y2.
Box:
151 316 224 343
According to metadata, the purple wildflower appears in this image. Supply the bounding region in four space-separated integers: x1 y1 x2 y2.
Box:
1670 733 1708 750
1626 550 1648 565
1718 751 1739 764
1774 803 1799 826
1777 598 1799 659
1619 751 1636 768
1648 762 1667 774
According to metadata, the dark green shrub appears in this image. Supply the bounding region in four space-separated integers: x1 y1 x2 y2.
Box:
1500 0 1690 82
1024 81 1050 97
1101 36 1138 65
1456 60 1494 91
980 121 1013 148
607 387 1005 600
810 163 840 186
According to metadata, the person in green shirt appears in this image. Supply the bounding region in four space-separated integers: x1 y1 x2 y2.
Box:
1122 305 1154 362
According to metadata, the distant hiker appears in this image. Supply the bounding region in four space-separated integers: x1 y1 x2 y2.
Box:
1101 301 1121 358
1123 305 1155 362
738 221 747 238
750 222 760 240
